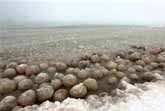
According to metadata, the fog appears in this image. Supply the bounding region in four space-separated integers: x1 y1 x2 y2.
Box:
1 0 165 26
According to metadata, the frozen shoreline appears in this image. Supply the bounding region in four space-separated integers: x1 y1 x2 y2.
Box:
20 80 165 111
1 26 165 111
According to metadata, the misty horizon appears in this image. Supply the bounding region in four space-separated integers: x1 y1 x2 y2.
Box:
1 0 165 26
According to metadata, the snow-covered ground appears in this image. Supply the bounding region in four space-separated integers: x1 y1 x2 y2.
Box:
21 80 165 111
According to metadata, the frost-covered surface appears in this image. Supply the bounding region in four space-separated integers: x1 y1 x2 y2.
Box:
23 80 165 111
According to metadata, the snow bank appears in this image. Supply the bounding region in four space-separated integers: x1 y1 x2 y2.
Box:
23 80 165 111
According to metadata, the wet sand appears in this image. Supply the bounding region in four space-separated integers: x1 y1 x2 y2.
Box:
0 25 165 62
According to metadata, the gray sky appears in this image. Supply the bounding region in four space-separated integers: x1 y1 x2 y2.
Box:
1 0 165 25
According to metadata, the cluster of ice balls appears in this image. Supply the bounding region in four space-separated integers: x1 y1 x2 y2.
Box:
0 46 165 111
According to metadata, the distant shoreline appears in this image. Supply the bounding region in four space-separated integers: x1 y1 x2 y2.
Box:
0 24 159 30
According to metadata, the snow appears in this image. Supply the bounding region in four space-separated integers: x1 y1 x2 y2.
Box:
23 80 165 111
